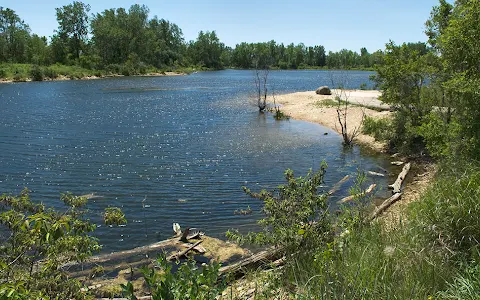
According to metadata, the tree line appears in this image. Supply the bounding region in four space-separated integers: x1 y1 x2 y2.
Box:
1 2 392 75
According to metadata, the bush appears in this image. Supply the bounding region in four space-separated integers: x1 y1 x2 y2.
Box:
29 65 44 81
227 164 332 254
122 254 224 299
362 115 393 141
0 188 126 298
44 67 58 79
418 113 462 158
0 67 7 79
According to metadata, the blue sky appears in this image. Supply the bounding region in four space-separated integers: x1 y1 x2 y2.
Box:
3 0 443 52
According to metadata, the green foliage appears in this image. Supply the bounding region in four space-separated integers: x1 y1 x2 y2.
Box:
227 164 331 254
29 65 44 81
55 1 91 60
0 188 126 298
104 207 127 226
418 113 462 158
362 115 393 141
438 261 480 300
0 3 383 74
273 109 289 121
409 163 480 258
253 170 454 298
122 254 224 299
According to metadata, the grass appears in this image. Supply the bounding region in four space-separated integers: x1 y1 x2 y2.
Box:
314 98 390 113
228 161 480 299
0 63 194 82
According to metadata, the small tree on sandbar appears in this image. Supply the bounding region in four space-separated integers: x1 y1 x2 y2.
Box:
330 72 364 146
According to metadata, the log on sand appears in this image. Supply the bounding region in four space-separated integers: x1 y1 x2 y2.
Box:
369 192 403 221
388 162 411 193
337 184 376 204
168 240 203 261
328 175 350 196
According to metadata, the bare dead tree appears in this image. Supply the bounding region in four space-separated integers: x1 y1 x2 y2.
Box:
330 73 365 146
254 58 269 112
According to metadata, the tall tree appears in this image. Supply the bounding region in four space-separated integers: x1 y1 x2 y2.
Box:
0 7 30 63
190 31 224 69
55 1 90 60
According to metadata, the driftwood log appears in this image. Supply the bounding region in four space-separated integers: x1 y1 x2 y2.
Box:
367 171 385 177
369 192 402 220
218 247 284 282
328 175 350 196
167 240 203 261
337 184 376 204
388 162 411 193
391 161 404 166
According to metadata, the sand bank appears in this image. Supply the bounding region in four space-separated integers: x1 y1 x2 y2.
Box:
269 90 391 152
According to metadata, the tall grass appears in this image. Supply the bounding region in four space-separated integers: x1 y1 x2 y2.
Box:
256 162 480 299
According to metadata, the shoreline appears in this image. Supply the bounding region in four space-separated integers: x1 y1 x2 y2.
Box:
0 71 186 84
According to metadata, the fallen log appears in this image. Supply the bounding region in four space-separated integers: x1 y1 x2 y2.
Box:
328 175 350 196
168 240 203 261
218 247 283 282
369 192 402 221
391 161 404 166
65 237 177 268
337 184 376 204
388 162 411 193
180 242 206 254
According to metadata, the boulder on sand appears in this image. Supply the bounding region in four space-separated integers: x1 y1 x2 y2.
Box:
315 86 332 95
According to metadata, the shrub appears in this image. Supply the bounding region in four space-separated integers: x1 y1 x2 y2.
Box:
227 164 332 254
0 188 126 298
122 254 224 299
362 115 393 141
29 65 44 81
44 67 58 79
418 112 462 158
0 67 7 79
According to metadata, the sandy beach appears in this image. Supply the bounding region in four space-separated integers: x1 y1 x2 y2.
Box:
269 89 391 152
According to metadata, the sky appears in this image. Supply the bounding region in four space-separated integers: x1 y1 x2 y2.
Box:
3 0 443 52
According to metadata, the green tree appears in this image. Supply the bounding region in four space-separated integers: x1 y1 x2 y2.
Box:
0 7 31 63
55 1 91 60
190 30 224 69
438 0 480 157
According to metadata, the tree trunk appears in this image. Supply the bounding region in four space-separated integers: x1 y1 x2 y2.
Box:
388 162 411 193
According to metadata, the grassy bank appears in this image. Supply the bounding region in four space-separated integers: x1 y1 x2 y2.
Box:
0 63 197 82
112 161 480 299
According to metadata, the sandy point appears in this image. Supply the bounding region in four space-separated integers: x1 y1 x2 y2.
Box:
267 89 391 152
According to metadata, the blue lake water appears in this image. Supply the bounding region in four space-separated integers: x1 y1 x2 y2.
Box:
0 69 391 252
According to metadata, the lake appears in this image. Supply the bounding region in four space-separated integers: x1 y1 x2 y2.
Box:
0 69 391 252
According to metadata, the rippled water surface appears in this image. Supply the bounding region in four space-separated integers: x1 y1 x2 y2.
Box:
0 70 391 252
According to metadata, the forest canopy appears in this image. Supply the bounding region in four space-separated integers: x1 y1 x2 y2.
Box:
0 2 400 74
